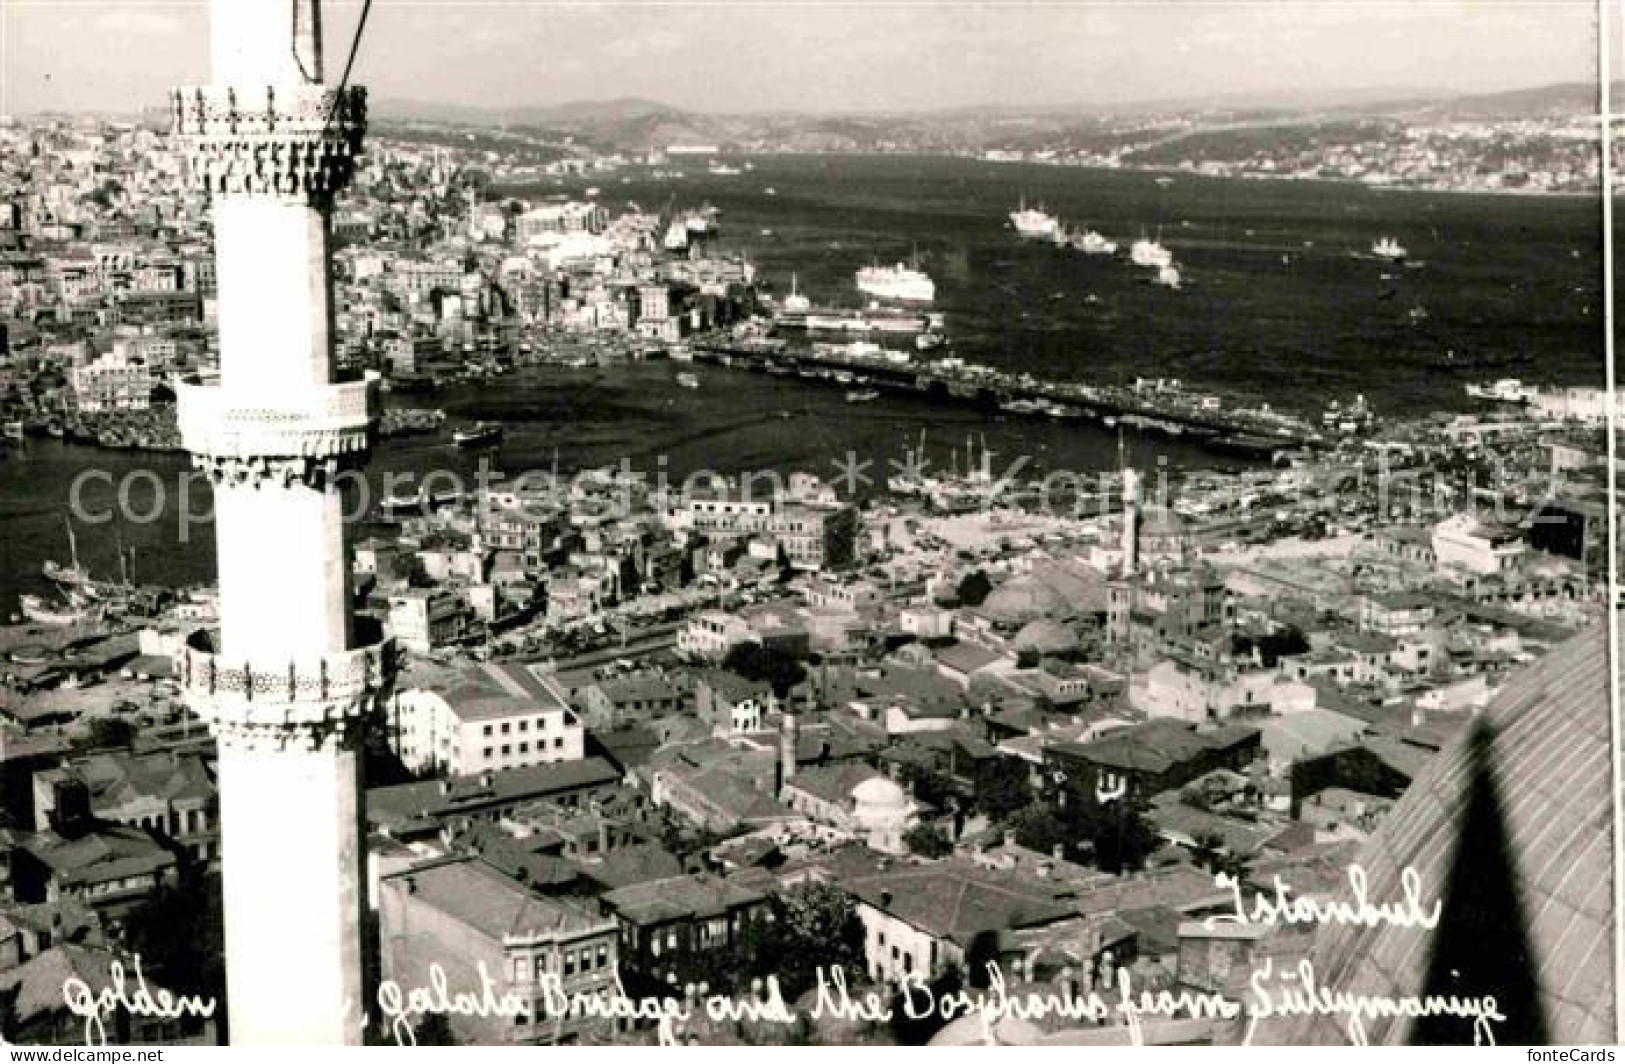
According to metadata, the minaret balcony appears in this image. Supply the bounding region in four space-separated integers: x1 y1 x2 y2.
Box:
176 620 397 736
176 373 380 462
170 83 367 199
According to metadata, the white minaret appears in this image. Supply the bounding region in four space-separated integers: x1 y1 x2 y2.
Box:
1121 467 1141 575
172 0 389 1045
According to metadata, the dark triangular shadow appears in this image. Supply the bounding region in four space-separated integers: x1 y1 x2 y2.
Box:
1412 721 1548 1045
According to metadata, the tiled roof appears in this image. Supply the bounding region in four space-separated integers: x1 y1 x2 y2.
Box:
848 861 1077 941
1049 720 1258 775
784 762 885 807
367 757 620 829
603 873 764 926
1262 624 1615 1045
383 856 610 942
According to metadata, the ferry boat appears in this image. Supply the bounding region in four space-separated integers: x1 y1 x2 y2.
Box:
676 372 701 390
1372 237 1407 261
453 422 504 448
854 263 935 303
1130 235 1174 268
1465 378 1536 405
1009 200 1059 240
1073 230 1118 255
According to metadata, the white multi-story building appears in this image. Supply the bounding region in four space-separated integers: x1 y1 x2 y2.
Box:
72 347 152 411
392 660 584 776
1431 512 1526 577
677 609 754 662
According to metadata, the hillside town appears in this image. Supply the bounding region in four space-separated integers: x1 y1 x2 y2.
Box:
0 97 1618 1046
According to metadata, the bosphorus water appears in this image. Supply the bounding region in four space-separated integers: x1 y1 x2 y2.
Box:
0 155 1605 610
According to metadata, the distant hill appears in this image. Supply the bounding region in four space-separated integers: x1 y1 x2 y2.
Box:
1410 81 1615 120
372 80 1613 150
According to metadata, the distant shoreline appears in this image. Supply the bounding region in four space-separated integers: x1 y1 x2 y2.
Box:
967 157 1604 201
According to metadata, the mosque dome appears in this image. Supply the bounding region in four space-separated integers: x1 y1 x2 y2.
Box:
1259 624 1615 1045
1011 618 1080 656
981 577 1071 626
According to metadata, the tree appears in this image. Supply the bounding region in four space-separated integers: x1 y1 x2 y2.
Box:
123 873 226 1011
759 882 866 1001
722 641 805 697
1007 793 1158 874
1008 801 1077 859
897 762 957 811
1090 798 1160 875
976 757 1033 822
903 822 953 859
77 716 136 752
411 1013 458 1046
955 570 993 607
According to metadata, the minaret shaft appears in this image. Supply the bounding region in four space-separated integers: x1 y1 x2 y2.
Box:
172 0 388 1046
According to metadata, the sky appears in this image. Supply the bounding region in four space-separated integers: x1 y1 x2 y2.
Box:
0 0 1608 116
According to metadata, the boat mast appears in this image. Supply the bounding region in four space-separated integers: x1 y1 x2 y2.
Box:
64 516 80 575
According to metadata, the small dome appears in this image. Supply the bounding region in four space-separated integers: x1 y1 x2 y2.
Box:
1012 618 1079 655
852 775 908 810
1140 504 1184 542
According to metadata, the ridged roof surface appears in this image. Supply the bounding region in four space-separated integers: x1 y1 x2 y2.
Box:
1264 624 1616 1045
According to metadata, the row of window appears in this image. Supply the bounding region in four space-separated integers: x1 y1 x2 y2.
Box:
510 943 612 984
482 737 568 758
481 716 560 738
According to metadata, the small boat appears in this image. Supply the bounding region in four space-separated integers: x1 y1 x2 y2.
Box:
916 332 947 352
43 519 89 588
453 422 504 448
1072 230 1117 256
1129 233 1173 268
676 372 701 390
43 558 91 588
1154 265 1182 289
20 593 101 627
764 187 777 196
1465 379 1535 405
845 389 880 403
1372 236 1407 261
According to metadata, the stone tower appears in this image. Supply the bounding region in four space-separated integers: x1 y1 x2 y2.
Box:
170 0 390 1045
